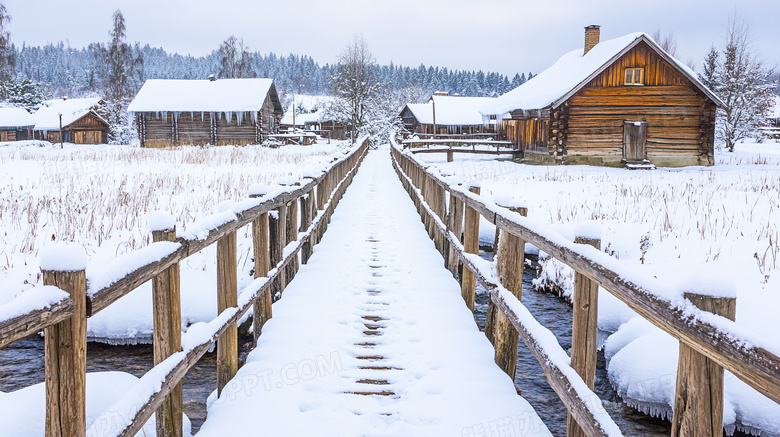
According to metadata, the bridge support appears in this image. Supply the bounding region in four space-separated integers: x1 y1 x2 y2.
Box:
567 236 601 437
217 231 238 396
445 193 464 277
671 292 735 437
487 205 527 378
252 212 272 344
43 261 87 437
460 185 480 312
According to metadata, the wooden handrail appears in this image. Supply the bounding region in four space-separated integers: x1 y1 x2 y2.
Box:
0 294 74 350
391 141 780 406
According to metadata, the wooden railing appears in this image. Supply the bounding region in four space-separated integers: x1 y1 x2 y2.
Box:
0 137 369 437
400 138 519 162
390 140 780 437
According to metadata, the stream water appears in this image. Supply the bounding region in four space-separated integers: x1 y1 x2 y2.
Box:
0 251 748 436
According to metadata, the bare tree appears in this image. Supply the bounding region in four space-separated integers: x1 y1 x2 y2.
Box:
710 14 777 151
651 29 678 57
0 3 15 97
327 35 382 140
217 36 256 79
94 10 143 143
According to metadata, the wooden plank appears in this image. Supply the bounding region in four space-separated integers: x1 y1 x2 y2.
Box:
216 231 238 395
151 227 183 437
43 268 87 437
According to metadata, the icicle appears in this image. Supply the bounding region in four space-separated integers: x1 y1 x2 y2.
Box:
251 111 258 125
161 111 167 122
173 112 180 123
201 112 205 122
224 111 232 124
236 111 244 126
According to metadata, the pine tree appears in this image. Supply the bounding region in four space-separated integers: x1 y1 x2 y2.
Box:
698 45 718 91
4 78 46 111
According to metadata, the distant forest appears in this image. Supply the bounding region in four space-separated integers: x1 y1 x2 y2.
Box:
12 42 533 105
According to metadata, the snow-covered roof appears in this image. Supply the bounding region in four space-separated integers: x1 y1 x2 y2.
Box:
405 96 496 126
481 32 722 116
127 79 280 113
281 110 324 126
0 107 35 128
33 98 104 131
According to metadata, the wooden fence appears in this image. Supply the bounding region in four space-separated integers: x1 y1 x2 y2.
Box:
0 137 369 437
390 141 780 437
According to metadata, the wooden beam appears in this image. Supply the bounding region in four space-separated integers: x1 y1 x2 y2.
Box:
460 185 480 312
252 212 271 344
216 231 238 395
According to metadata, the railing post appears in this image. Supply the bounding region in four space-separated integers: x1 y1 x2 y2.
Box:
446 192 465 277
286 191 299 281
269 204 287 299
151 223 183 437
671 291 736 437
251 211 271 344
300 190 315 264
460 184 480 312
216 231 238 395
41 246 87 437
567 235 600 437
488 205 527 378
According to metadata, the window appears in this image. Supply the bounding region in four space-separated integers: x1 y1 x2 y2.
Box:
625 68 644 85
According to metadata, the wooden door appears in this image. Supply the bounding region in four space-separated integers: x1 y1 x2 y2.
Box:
623 121 647 162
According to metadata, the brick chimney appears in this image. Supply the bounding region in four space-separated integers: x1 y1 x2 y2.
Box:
584 25 601 55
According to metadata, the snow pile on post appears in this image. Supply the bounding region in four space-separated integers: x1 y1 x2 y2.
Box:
40 243 88 272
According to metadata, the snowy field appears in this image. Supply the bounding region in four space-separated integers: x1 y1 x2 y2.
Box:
416 140 780 436
0 139 351 343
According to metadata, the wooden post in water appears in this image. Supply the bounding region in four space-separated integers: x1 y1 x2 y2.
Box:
151 226 183 437
671 292 736 437
487 205 526 378
251 211 271 344
42 251 87 437
567 235 601 437
460 185 480 312
216 231 238 396
446 192 465 277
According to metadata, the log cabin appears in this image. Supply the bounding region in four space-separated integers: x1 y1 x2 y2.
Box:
480 26 723 167
401 94 497 136
33 98 108 144
0 107 35 142
128 78 283 147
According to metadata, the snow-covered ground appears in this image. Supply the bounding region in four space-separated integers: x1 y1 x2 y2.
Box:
415 140 780 436
0 139 352 343
198 146 552 436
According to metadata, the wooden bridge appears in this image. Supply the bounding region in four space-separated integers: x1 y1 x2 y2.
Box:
1 137 779 436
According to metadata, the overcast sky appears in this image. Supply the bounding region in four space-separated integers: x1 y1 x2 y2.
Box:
4 0 779 77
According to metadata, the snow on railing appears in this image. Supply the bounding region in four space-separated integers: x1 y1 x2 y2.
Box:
391 140 780 436
0 137 370 437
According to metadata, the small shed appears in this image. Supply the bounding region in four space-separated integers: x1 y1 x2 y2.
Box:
0 107 35 142
128 78 283 147
33 98 108 144
401 95 497 136
481 26 723 167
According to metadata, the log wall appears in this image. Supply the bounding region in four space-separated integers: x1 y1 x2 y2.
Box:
561 41 715 166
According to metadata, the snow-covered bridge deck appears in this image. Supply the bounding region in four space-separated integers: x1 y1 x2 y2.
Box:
196 148 552 436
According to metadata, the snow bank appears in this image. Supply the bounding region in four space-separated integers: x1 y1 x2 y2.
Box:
0 371 191 437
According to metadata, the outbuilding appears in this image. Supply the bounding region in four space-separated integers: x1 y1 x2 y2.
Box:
481 26 722 167
33 98 108 144
128 78 283 147
401 94 496 136
0 107 35 142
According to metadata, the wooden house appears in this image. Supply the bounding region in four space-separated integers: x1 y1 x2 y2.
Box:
33 98 108 144
481 26 723 167
128 78 283 147
401 94 497 136
0 107 35 142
